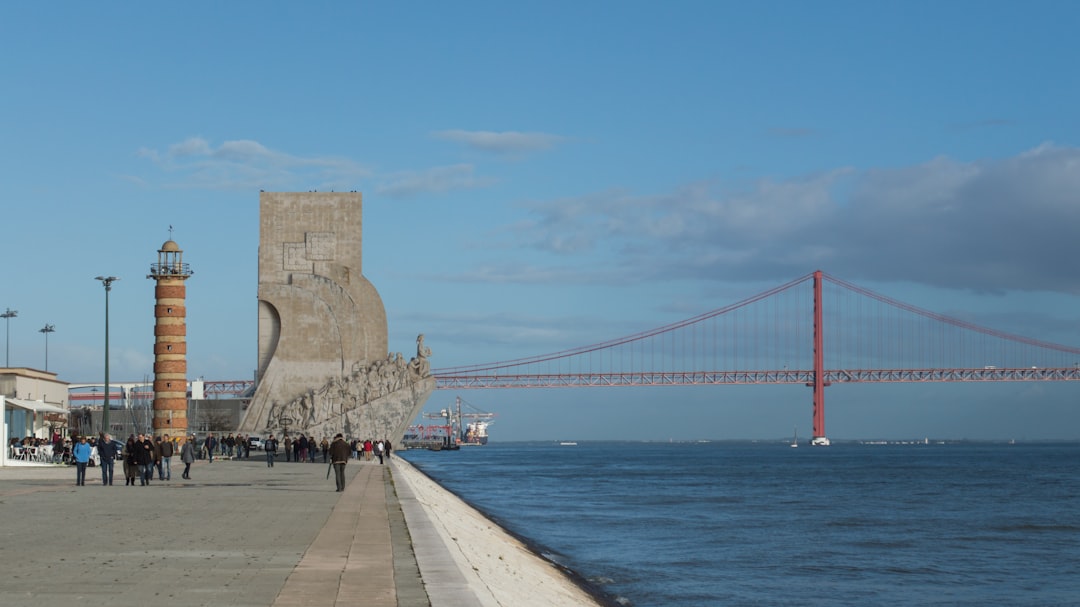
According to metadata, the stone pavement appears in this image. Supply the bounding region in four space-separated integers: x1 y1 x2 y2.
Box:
0 454 474 607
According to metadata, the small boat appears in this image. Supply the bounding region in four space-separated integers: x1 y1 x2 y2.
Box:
559 441 578 446
790 427 798 448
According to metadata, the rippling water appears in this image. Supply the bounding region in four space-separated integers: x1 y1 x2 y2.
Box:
399 441 1080 606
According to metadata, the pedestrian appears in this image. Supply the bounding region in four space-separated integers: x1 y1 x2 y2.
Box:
160 433 174 480
153 435 165 480
375 439 384 465
180 435 195 479
205 433 217 463
284 435 292 462
265 434 278 467
384 438 392 460
123 435 138 486
136 434 154 486
329 433 351 492
321 436 330 463
73 436 92 486
97 432 117 486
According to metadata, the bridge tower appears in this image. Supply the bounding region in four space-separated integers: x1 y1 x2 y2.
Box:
147 237 194 439
810 270 831 446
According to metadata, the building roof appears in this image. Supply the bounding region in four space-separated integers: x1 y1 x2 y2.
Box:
4 397 67 414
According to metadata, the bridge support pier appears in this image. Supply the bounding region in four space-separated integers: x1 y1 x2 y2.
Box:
810 270 830 446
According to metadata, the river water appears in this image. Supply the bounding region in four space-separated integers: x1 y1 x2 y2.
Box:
399 441 1080 606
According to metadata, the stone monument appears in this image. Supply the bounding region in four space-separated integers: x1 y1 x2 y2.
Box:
237 192 434 441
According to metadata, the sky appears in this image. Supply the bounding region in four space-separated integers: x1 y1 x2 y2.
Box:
3 2 1080 441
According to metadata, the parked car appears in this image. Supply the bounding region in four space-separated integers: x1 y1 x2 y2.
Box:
248 436 264 451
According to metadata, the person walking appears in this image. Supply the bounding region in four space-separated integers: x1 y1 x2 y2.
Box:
180 435 195 479
123 435 138 486
283 435 292 462
136 434 154 486
159 433 174 480
374 439 385 465
72 435 92 486
153 435 165 480
205 433 217 463
297 435 307 463
329 433 351 492
265 434 278 467
97 432 117 486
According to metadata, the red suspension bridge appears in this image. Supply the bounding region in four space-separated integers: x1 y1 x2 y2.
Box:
78 270 1080 445
429 270 1080 445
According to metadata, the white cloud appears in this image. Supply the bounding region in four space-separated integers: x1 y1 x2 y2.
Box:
376 164 495 198
432 129 566 155
168 137 214 158
139 137 372 191
494 144 1080 294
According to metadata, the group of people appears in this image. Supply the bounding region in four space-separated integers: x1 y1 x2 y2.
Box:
259 434 393 469
117 433 197 485
278 434 330 464
69 432 197 486
199 432 255 462
9 434 70 463
353 438 392 464
325 434 393 492
65 429 395 492
257 433 330 469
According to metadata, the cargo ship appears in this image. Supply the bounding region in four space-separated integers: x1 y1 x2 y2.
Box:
410 396 496 448
462 419 491 445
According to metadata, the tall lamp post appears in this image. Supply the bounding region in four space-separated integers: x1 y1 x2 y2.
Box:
39 324 55 371
95 276 119 433
1 308 16 368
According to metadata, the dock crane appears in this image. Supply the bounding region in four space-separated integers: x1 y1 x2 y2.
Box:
422 396 496 445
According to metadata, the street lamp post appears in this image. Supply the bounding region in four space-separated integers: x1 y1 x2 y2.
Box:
1 308 17 367
95 276 119 433
39 324 55 371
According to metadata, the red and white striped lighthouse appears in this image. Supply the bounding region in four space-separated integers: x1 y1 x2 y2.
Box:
147 238 193 438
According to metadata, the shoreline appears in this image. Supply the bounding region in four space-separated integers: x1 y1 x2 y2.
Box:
391 455 621 607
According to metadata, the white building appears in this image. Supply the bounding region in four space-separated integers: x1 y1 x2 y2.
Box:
2 368 69 465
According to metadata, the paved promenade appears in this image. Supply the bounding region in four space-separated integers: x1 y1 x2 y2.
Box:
0 455 477 607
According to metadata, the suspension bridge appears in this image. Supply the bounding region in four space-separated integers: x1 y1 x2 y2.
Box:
74 270 1080 445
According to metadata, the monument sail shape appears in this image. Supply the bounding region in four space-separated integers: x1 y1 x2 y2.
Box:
238 192 434 441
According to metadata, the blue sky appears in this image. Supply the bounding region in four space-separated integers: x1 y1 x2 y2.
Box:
4 2 1080 440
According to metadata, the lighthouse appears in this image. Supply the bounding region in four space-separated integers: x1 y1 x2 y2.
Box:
147 237 193 438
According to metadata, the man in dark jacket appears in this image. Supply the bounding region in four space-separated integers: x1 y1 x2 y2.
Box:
159 434 174 481
329 434 351 492
264 434 278 468
136 434 155 486
205 433 217 463
97 432 118 486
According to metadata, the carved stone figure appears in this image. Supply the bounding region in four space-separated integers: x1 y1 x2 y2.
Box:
409 333 433 378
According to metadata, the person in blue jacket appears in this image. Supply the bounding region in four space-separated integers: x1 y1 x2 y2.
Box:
72 436 92 486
